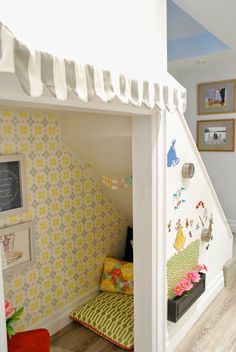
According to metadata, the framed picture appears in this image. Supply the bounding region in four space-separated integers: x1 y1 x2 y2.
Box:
197 119 235 152
0 221 36 276
197 79 236 115
0 154 27 219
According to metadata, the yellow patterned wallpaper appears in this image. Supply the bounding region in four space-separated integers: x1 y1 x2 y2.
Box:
0 111 128 329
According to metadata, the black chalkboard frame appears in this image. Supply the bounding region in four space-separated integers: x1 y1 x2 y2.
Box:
0 154 27 219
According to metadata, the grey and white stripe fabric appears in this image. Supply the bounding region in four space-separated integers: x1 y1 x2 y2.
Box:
0 22 187 113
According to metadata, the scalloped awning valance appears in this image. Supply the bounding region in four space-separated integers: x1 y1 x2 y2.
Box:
0 23 186 113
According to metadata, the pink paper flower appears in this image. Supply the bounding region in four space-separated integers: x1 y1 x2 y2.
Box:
5 300 15 319
186 271 201 283
173 284 184 297
173 265 207 298
173 278 193 297
196 264 208 272
179 278 193 291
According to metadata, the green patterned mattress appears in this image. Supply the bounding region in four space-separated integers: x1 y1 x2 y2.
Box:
70 291 134 350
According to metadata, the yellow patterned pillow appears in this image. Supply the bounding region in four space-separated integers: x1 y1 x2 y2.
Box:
100 257 134 295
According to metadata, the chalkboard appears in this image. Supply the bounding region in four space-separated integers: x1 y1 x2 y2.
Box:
0 161 22 212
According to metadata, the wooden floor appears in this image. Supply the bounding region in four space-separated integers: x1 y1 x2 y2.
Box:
175 279 236 352
51 280 236 352
50 322 130 352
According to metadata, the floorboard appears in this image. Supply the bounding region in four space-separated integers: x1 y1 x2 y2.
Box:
50 322 130 352
175 280 236 352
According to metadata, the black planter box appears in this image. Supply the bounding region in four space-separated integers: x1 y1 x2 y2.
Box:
167 273 206 323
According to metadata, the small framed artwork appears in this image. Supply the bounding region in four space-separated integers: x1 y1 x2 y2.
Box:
0 221 36 276
0 154 27 219
197 79 236 115
197 119 235 152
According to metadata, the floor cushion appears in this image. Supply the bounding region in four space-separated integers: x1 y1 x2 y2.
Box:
69 292 134 350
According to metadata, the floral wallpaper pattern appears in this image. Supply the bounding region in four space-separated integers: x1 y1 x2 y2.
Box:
0 111 128 330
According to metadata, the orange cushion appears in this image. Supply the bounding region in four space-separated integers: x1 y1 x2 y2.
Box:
100 257 133 294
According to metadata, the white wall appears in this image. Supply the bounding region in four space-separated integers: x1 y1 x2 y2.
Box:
166 108 232 351
175 60 236 232
166 109 232 265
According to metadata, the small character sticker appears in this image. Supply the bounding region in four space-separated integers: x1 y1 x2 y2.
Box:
189 219 194 227
201 214 214 244
196 201 205 209
167 139 180 167
199 216 205 228
173 187 186 210
203 208 208 222
185 218 189 228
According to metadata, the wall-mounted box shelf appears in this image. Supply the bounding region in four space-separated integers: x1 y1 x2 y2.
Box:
168 273 206 323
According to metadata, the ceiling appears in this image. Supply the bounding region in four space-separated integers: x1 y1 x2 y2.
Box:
168 0 236 72
168 1 206 42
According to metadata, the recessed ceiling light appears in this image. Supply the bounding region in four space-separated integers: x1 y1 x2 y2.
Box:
195 60 207 64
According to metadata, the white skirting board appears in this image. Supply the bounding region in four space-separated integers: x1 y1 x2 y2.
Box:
30 287 98 336
166 271 224 352
227 219 236 233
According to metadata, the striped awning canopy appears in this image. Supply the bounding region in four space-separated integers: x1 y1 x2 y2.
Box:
0 22 186 113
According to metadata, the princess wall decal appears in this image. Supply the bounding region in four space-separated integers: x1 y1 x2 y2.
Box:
173 219 186 252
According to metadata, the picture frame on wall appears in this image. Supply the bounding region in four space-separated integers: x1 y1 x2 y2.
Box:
0 221 36 276
197 79 236 115
197 119 235 152
0 154 27 219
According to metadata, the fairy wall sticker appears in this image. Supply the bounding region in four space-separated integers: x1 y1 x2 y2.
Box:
167 139 180 167
199 215 204 228
203 208 208 222
173 187 186 210
201 214 214 250
185 218 194 228
189 219 194 227
196 204 214 250
186 218 189 228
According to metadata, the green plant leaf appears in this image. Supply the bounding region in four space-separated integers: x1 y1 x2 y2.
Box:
7 307 24 323
6 307 24 325
7 324 15 338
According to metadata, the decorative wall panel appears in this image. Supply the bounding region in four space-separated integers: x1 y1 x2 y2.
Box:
0 111 128 330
